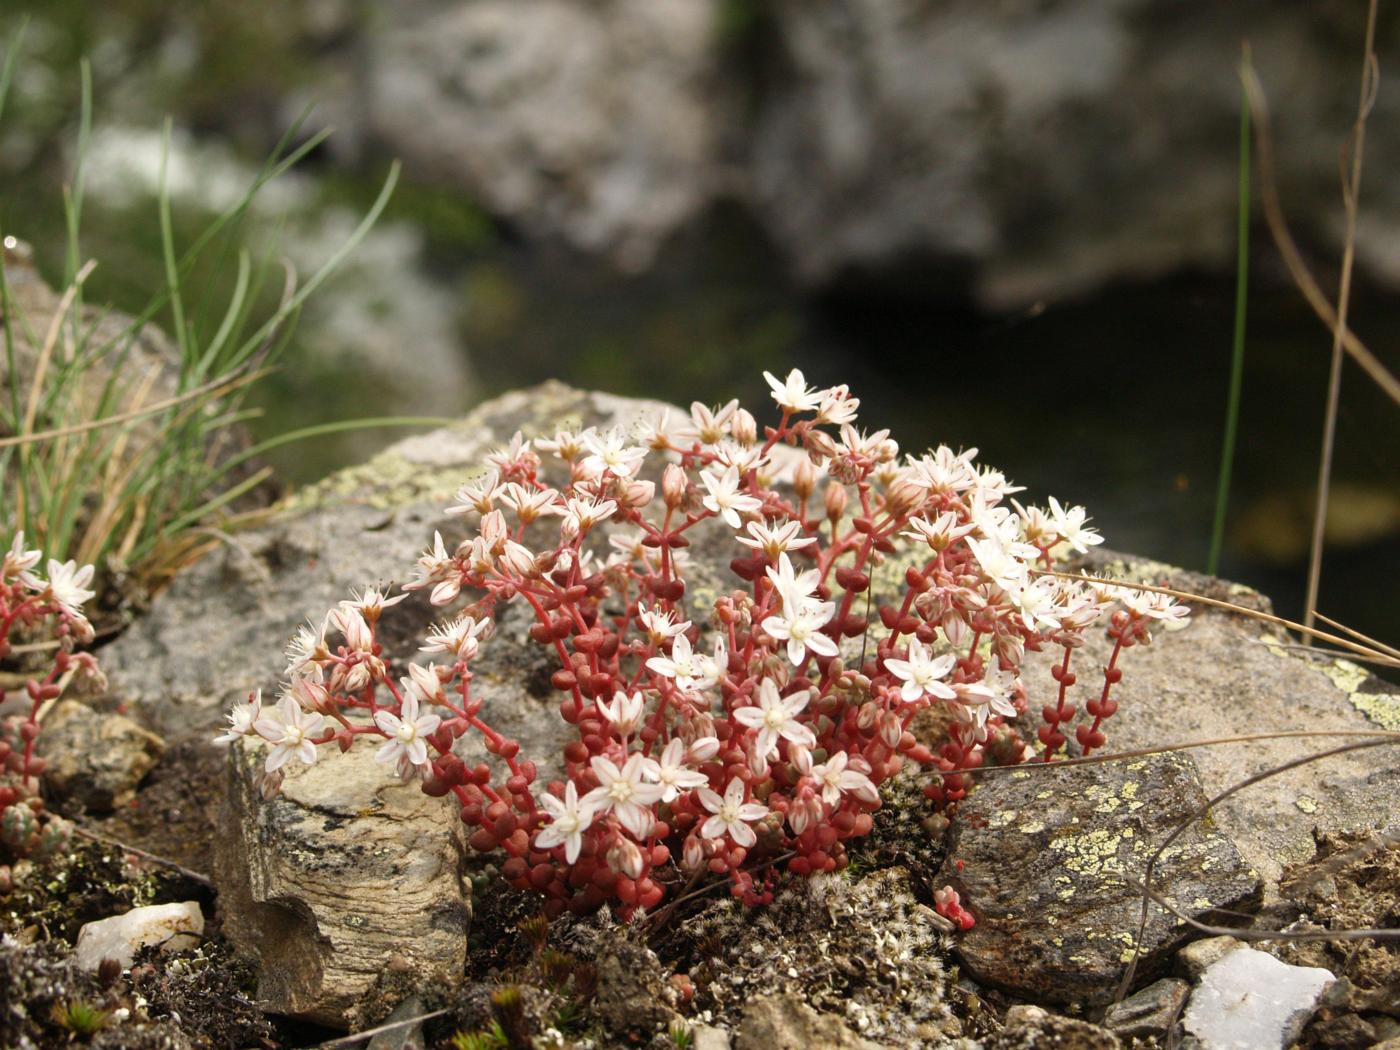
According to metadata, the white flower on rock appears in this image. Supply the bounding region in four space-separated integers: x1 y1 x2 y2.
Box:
214 689 263 746
583 754 664 841
809 750 880 806
646 633 718 691
373 689 442 769
699 465 762 529
697 777 769 847
731 679 815 758
580 429 647 479
640 738 709 803
737 519 817 560
254 695 326 772
761 601 838 666
596 689 646 737
535 782 597 863
884 640 957 703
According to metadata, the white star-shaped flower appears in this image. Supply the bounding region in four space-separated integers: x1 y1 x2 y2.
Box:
697 777 769 847
534 782 597 863
808 750 880 806
373 688 443 769
699 465 763 529
731 679 815 758
214 689 263 746
640 738 709 803
583 754 665 841
254 694 326 772
761 601 839 666
763 368 824 413
883 640 957 703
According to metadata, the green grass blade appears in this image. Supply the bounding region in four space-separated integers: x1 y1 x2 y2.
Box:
1208 53 1252 577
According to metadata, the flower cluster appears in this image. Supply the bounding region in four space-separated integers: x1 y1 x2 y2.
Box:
1 534 101 861
220 371 1186 919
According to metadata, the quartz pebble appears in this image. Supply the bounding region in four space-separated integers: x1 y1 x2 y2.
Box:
73 902 204 971
1182 947 1333 1049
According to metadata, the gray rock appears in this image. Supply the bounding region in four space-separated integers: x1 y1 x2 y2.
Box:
40 700 165 812
1176 936 1244 980
690 1024 733 1050
103 382 679 739
364 0 721 271
1100 977 1189 1039
1028 550 1400 897
216 735 469 1029
748 3 1400 306
1181 947 1334 1050
73 902 204 971
990 1005 1121 1050
735 994 889 1050
939 751 1260 1006
366 995 427 1050
593 938 683 1038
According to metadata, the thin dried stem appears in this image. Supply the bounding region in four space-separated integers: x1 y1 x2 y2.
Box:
1315 610 1400 662
1239 68 1400 405
1302 0 1380 642
1036 570 1391 663
962 729 1400 777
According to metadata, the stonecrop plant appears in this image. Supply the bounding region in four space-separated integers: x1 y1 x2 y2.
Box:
0 534 100 866
217 370 1187 923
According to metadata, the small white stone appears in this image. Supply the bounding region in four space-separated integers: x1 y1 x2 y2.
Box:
73 902 204 971
1182 946 1334 1050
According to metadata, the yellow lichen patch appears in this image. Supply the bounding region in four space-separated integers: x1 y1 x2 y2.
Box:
1047 827 1130 880
1349 692 1400 732
987 809 1017 830
1018 821 1046 835
1295 796 1319 815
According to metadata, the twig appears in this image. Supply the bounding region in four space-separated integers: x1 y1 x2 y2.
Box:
1315 611 1400 662
1124 874 1400 944
1239 69 1400 405
1035 570 1393 663
314 1009 450 1048
69 825 214 889
1114 736 1398 1001
962 729 1400 777
1302 0 1380 642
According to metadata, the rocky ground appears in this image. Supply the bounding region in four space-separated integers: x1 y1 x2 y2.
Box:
2 384 1398 1049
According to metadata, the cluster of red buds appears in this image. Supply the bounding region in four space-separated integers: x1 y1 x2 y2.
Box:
0 534 101 859
218 371 1187 920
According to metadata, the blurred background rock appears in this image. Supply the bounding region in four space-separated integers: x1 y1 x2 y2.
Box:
1 0 1396 643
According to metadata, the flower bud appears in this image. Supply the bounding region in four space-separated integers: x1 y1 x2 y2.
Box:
662 464 688 508
857 700 879 731
805 430 838 462
793 458 818 502
879 711 903 749
625 479 656 508
682 834 705 871
824 482 848 522
607 837 645 881
789 743 813 775
731 408 758 446
500 540 537 577
884 476 925 518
